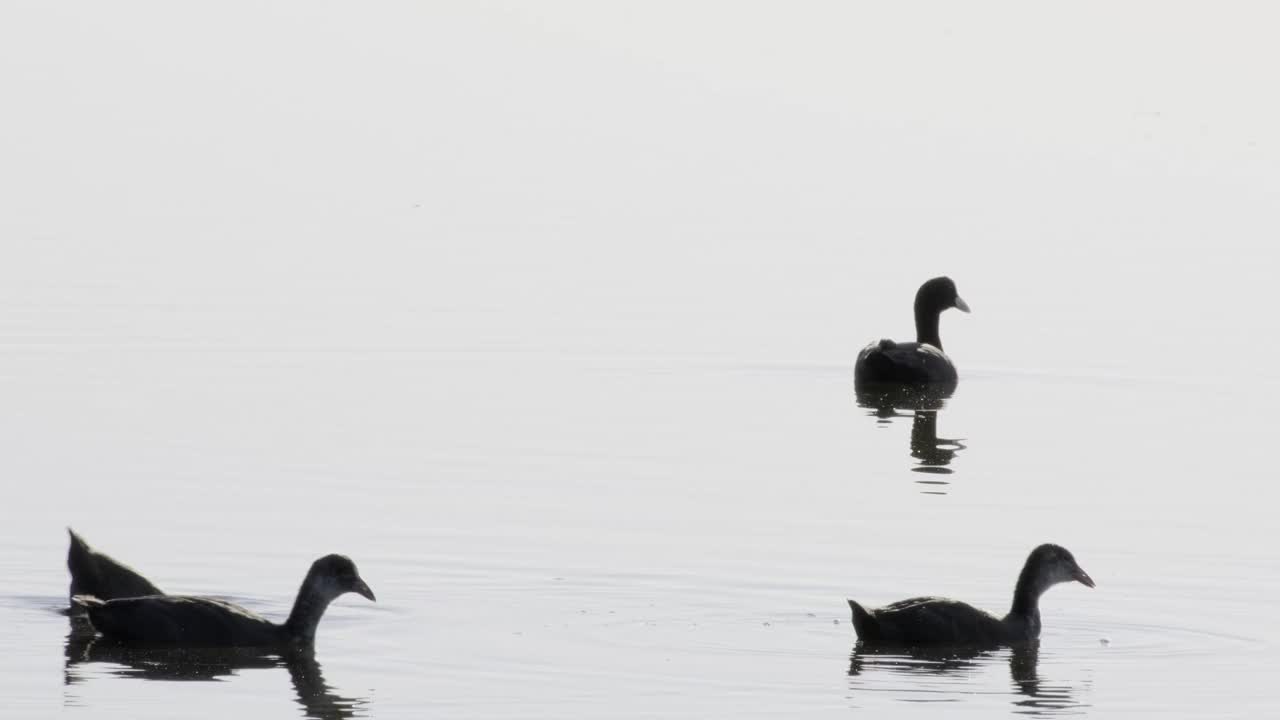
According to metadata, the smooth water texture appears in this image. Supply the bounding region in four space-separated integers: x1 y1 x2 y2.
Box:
4 3 1280 718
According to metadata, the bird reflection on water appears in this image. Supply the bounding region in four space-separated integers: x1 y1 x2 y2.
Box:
848 641 1084 716
855 382 967 492
64 618 368 720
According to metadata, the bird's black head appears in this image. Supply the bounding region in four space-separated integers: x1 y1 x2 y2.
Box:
915 276 970 316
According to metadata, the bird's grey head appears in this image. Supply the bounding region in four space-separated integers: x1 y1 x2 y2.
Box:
1028 543 1094 589
307 554 376 603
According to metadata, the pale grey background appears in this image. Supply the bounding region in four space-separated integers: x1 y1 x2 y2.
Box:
2 3 1277 718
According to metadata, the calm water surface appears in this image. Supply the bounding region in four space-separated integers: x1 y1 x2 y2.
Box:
4 3 1280 718
2 334 1278 718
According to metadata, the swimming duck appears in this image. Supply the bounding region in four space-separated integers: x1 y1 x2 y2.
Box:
848 544 1094 646
74 554 375 648
854 276 970 385
67 528 163 602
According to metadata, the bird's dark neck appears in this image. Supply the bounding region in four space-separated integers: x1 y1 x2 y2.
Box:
1009 562 1045 618
283 578 335 645
914 304 943 349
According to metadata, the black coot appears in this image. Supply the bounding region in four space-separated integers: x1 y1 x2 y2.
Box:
854 277 970 385
67 529 163 603
74 554 375 648
847 544 1094 646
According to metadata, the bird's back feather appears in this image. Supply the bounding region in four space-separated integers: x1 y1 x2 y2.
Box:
850 596 1008 646
854 341 957 385
82 595 284 648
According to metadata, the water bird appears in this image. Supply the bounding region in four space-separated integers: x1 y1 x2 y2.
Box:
854 276 970 385
847 544 1094 646
74 554 375 648
67 528 163 602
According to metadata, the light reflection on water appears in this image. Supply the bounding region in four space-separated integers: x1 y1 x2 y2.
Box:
848 642 1087 717
64 615 368 720
855 383 968 490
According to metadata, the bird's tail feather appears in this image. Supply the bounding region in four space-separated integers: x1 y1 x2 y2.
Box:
67 528 101 596
847 599 878 640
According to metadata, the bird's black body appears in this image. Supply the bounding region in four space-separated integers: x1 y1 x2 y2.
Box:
854 277 969 386
855 340 959 385
848 597 1037 646
847 544 1094 647
75 554 375 649
77 595 283 646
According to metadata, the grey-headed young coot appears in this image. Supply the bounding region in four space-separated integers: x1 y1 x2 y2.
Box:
67 528 163 602
848 544 1094 646
854 276 970 385
75 554 375 648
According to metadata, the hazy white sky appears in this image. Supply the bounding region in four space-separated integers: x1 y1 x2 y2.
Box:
2 3 1277 369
